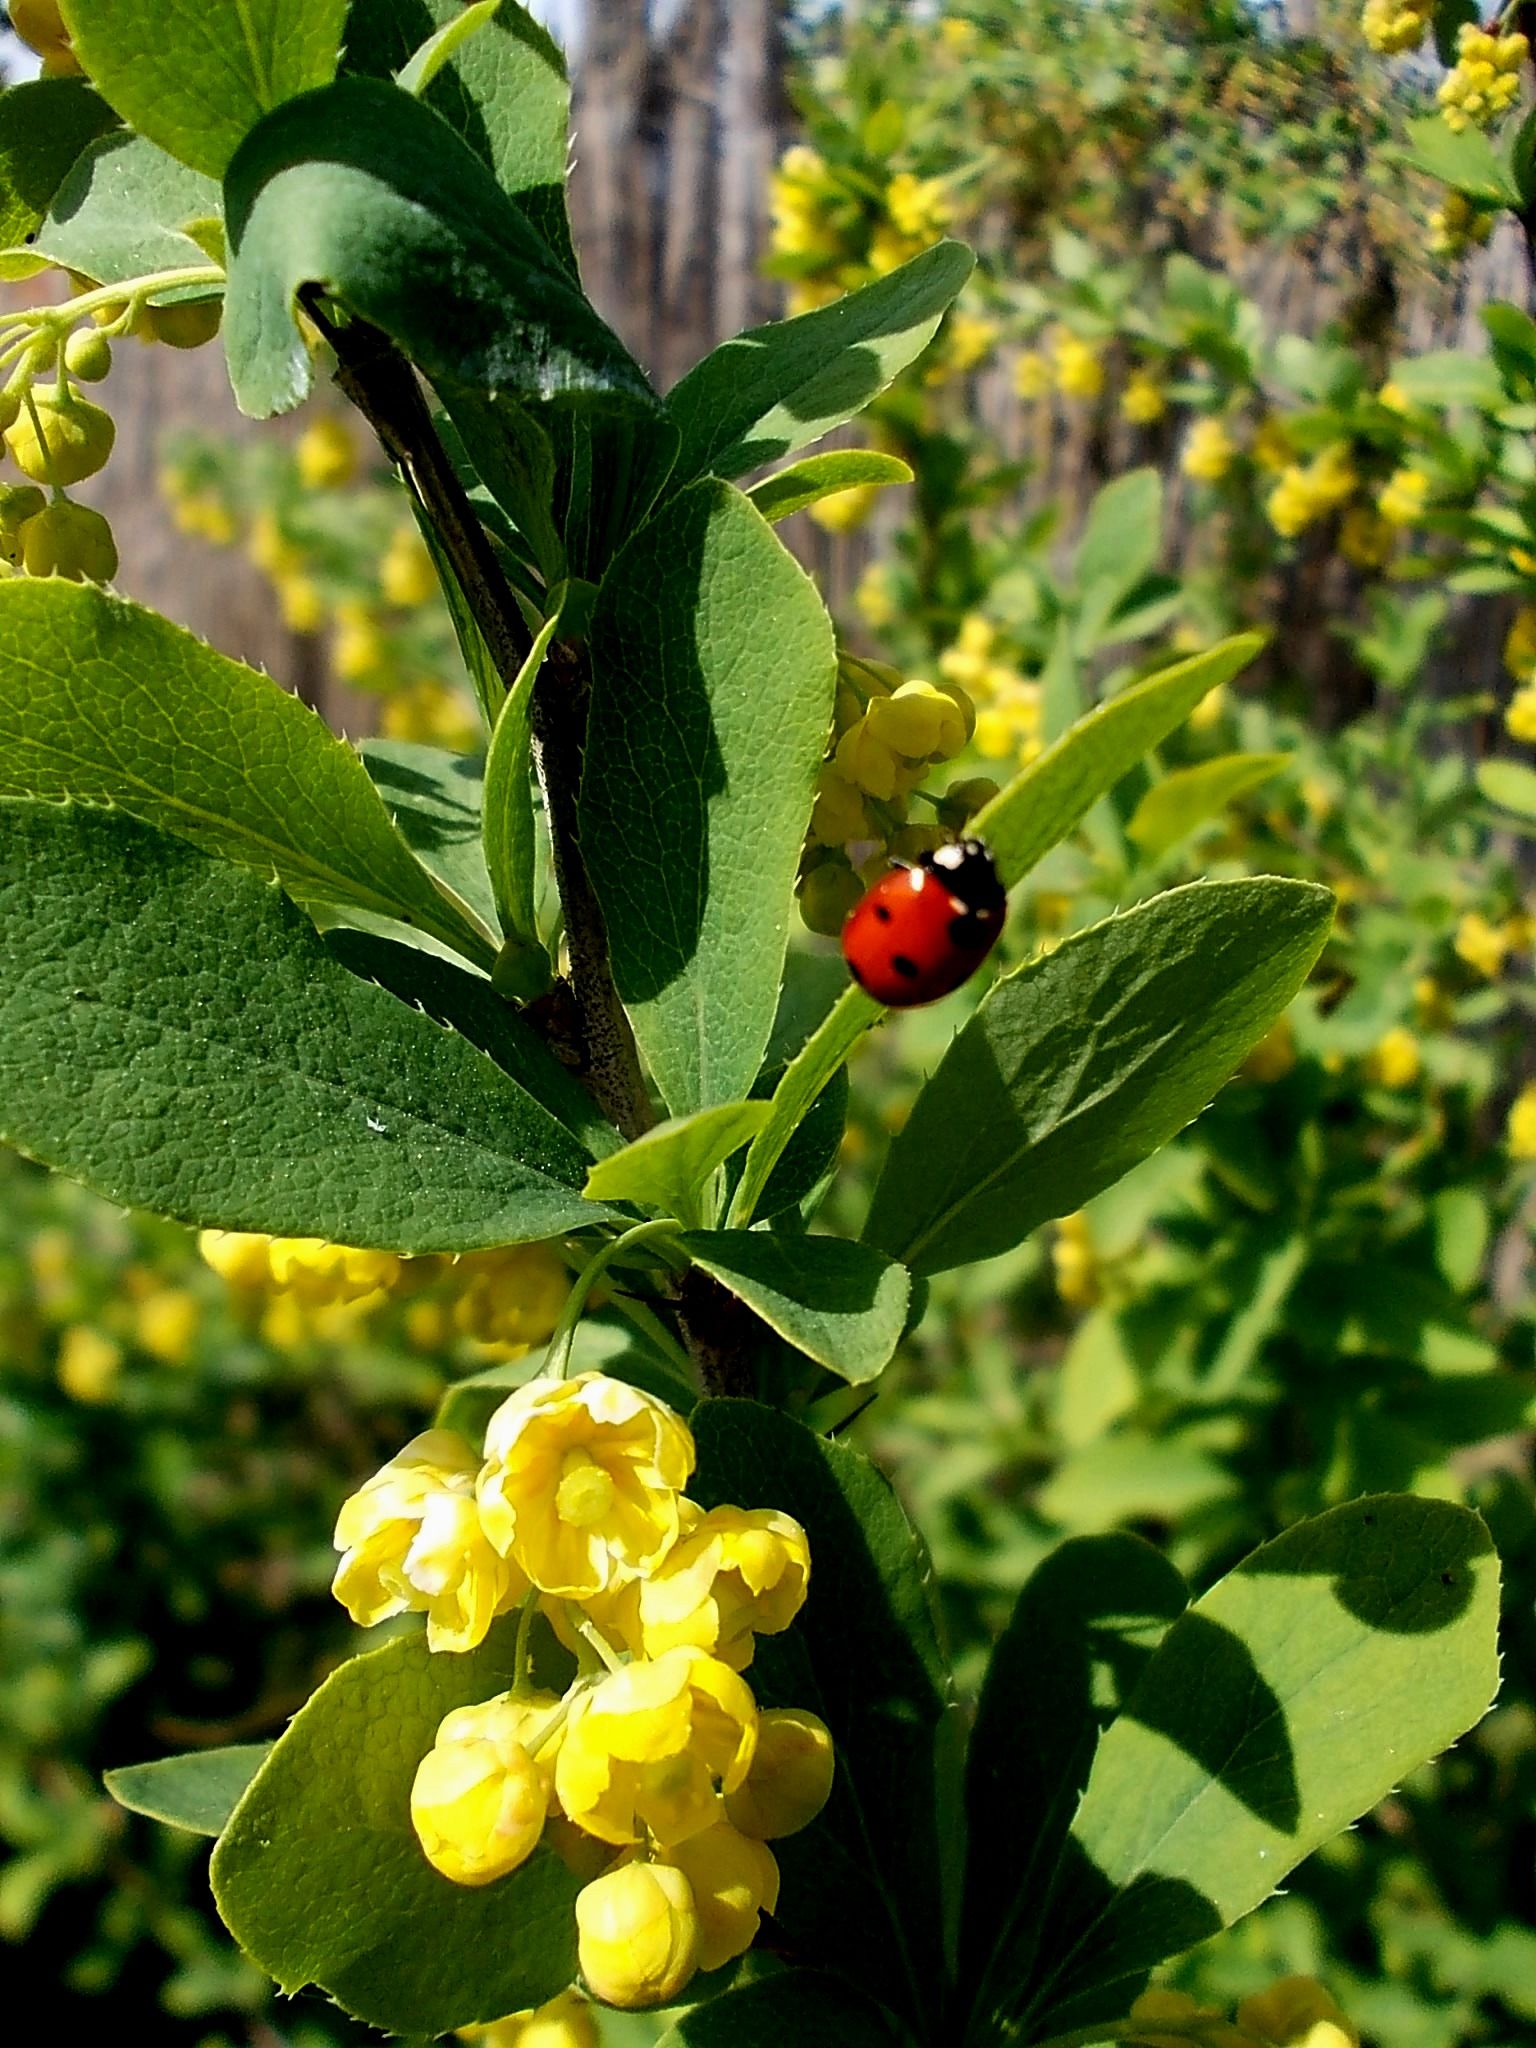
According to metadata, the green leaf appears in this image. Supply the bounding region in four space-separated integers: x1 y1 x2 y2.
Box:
1396 115 1519 204
210 1621 581 2034
728 1056 851 1224
690 1401 948 2032
1478 757 1536 819
1126 751 1289 859
656 1971 913 2048
482 611 560 950
1389 348 1506 411
0 579 493 966
667 240 974 483
440 389 565 583
729 986 884 1227
105 1744 272 1836
960 1536 1188 2014
26 130 222 291
60 0 349 181
1009 1497 1500 2034
679 1231 910 1384
1072 469 1163 651
360 739 498 938
970 636 1263 890
222 77 651 420
582 481 836 1115
864 878 1334 1275
394 0 501 96
342 0 575 268
583 1102 771 1226
0 78 120 281
0 802 610 1250
747 450 914 524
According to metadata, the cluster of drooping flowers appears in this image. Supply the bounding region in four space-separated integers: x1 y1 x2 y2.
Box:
796 650 989 933
1128 1974 1358 2048
766 141 955 316
1437 22 1528 133
1359 0 1433 55
198 1231 570 1358
333 1372 834 2011
939 613 1044 766
1429 187 1496 256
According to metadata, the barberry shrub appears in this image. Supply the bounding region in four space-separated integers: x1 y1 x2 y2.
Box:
0 4 1502 2043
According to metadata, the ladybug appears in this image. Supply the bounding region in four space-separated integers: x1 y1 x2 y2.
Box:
841 838 1006 1007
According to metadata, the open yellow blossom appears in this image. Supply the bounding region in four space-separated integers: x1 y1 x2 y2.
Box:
1455 910 1509 980
1366 1026 1420 1090
576 1861 699 2009
1508 1083 1536 1159
658 1823 780 1971
1377 467 1430 528
334 1429 525 1651
605 1504 812 1671
1509 686 1536 742
1238 1976 1358 2048
458 1990 598 2048
866 678 971 760
555 1646 757 1848
1181 417 1237 483
478 1373 695 1599
411 1692 559 1886
726 1707 836 1839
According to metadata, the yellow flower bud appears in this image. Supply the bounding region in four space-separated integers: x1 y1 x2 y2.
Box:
147 299 223 349
576 1861 700 2010
6 387 115 486
1365 1025 1420 1089
1508 1081 1536 1159
458 1990 599 2048
940 775 1001 823
1237 1976 1359 2048
19 501 118 583
297 413 359 490
725 1707 835 1839
556 1646 757 1848
810 766 872 847
57 1324 123 1403
411 1693 556 1886
834 716 903 801
64 328 113 383
659 1823 779 1971
797 856 864 935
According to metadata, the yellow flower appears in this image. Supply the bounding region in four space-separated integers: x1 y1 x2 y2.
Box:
575 1861 700 2010
1251 416 1294 473
1360 0 1431 55
1508 1082 1536 1159
939 612 997 686
1508 687 1536 742
381 525 438 608
458 1990 598 2048
725 1707 835 1839
277 575 326 634
1052 1211 1099 1308
1013 350 1052 401
555 1646 757 1848
1455 910 1509 979
939 16 977 53
1377 380 1412 414
1366 1026 1421 1089
1238 1976 1359 2048
450 1244 571 1348
1438 26 1526 134
57 1325 123 1404
266 1237 401 1305
198 1228 277 1290
333 1429 525 1651
1052 331 1104 400
1377 466 1430 528
885 171 952 242
411 1692 559 1886
613 1505 811 1671
1181 417 1237 483
1338 506 1393 569
296 414 358 490
867 678 971 760
478 1372 695 1599
1121 370 1167 425
381 679 482 751
798 857 864 936
809 766 872 847
1506 606 1536 680
854 561 898 629
835 715 904 801
134 1288 199 1366
938 309 1000 373
658 1823 779 1972
808 482 879 533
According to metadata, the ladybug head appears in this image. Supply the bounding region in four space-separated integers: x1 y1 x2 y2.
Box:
920 837 1006 915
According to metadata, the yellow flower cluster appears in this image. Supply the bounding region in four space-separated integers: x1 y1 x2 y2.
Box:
335 1373 833 2009
1506 684 1536 739
1051 327 1105 400
940 613 1043 763
797 652 978 934
1366 1025 1421 1089
1505 604 1536 680
880 171 954 267
1438 25 1527 133
1429 189 1494 257
1455 909 1512 978
1508 1081 1536 1158
1377 466 1430 528
1122 369 1168 424
1181 417 1238 484
1266 443 1356 538
1360 0 1431 54
1131 1976 1357 2048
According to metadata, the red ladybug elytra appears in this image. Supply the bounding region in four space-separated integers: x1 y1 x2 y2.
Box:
841 838 1006 1007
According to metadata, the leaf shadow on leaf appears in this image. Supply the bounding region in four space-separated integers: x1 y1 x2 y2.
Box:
725 343 889 471
361 745 482 846
1236 1494 1489 1632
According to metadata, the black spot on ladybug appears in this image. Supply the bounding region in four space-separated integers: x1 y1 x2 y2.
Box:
873 902 893 923
949 913 985 948
891 954 921 979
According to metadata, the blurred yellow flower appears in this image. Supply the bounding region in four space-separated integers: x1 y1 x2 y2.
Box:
1438 25 1526 134
1507 686 1536 742
1377 467 1430 528
134 1288 199 1367
1454 910 1509 979
1121 370 1167 424
1052 330 1104 399
1360 0 1431 55
1053 1211 1099 1308
198 1228 275 1291
458 1991 598 2048
57 1325 123 1404
1013 350 1052 401
380 525 438 608
450 1244 571 1348
1238 1976 1359 2048
1182 417 1237 483
885 170 952 242
1366 1026 1421 1089
295 414 358 491
1505 606 1536 680
1508 1082 1536 1159
808 482 879 533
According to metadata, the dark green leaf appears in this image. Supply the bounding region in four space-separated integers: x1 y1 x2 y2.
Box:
60 0 349 180
222 77 651 419
656 1970 913 2048
0 803 610 1249
210 1621 581 2033
0 578 493 965
680 1231 909 1383
667 240 974 483
691 1402 948 2034
482 613 559 950
0 78 119 280
864 878 1334 1274
106 1744 272 1836
582 481 836 1115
